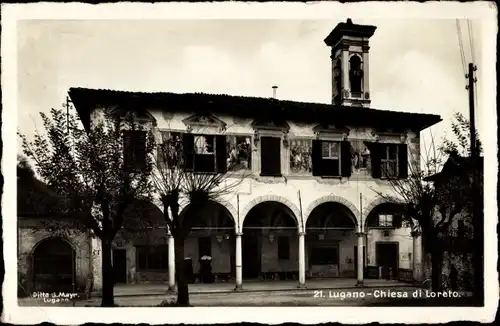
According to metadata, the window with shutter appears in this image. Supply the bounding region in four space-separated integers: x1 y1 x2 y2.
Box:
215 135 227 173
123 130 147 170
341 141 352 177
398 144 408 179
311 140 322 176
183 133 195 171
260 137 281 176
378 214 393 227
381 144 399 179
320 141 341 177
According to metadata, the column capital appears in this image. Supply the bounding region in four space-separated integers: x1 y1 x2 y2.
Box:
235 232 243 237
355 231 366 237
298 231 306 236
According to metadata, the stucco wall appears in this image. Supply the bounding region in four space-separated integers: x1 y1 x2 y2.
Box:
17 218 91 295
366 227 414 269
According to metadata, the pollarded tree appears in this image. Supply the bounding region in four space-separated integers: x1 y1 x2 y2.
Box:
152 128 251 306
372 131 467 292
19 106 155 307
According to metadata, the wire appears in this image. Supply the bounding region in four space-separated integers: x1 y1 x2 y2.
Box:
467 19 476 64
455 19 467 76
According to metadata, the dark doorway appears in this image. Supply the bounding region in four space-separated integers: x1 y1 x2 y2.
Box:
198 237 212 258
113 249 127 284
354 245 366 276
376 242 399 280
242 231 261 278
33 238 75 293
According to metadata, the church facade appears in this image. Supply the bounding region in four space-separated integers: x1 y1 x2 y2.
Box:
18 20 441 295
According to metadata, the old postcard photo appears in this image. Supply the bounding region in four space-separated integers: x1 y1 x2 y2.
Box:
1 1 497 324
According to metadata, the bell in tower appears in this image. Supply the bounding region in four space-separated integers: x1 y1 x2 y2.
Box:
324 18 377 108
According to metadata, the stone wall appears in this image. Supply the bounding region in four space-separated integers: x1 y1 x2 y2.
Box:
17 218 91 296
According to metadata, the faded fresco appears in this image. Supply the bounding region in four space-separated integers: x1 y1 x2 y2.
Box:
350 139 371 174
289 139 312 174
227 135 252 171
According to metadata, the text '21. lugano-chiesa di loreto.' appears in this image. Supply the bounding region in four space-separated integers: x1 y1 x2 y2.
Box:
18 19 442 295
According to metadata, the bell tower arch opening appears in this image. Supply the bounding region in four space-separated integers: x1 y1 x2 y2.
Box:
324 18 376 108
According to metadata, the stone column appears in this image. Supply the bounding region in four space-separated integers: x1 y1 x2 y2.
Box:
298 231 306 288
235 232 243 291
168 234 176 291
91 237 103 294
356 232 365 287
411 230 423 282
341 49 350 94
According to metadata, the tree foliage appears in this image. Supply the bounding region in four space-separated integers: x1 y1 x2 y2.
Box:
18 106 156 306
152 127 250 306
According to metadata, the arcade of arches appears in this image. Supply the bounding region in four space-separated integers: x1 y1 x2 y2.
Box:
19 199 424 294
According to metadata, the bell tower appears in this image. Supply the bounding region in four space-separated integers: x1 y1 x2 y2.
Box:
324 19 377 107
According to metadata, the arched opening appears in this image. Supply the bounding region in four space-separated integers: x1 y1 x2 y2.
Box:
181 201 236 283
33 237 76 293
306 202 357 278
349 55 363 95
122 199 167 284
242 201 298 280
365 202 406 280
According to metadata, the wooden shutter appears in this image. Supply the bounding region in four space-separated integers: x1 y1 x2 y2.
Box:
341 141 352 177
398 144 408 179
182 133 195 171
260 136 281 176
311 140 322 176
370 142 382 179
215 135 227 173
392 213 402 228
123 131 133 168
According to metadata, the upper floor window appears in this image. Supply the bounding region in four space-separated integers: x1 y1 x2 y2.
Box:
378 214 393 227
312 140 351 178
370 143 408 180
260 136 281 177
183 133 227 173
123 130 147 170
322 142 340 160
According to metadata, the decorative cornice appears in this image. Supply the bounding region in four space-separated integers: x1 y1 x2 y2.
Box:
251 119 290 132
182 113 227 132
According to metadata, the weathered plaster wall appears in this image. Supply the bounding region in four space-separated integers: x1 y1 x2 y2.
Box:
17 219 90 295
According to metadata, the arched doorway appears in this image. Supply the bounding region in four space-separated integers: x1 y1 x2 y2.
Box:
365 202 405 280
184 201 236 283
305 202 357 278
33 237 75 293
242 201 298 280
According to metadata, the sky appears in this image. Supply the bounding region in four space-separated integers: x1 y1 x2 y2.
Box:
16 18 486 152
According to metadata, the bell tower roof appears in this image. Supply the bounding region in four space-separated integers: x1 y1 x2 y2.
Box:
324 19 377 47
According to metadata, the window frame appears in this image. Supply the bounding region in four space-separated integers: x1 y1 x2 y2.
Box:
123 130 147 170
135 245 169 272
320 140 342 177
378 214 394 228
380 144 399 179
259 135 282 177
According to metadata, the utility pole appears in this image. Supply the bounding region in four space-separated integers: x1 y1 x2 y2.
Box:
466 62 483 305
63 96 72 134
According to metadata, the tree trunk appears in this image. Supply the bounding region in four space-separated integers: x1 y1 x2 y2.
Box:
101 238 115 307
174 236 189 306
430 239 444 293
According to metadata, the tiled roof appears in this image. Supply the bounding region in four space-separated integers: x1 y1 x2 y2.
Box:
69 87 442 132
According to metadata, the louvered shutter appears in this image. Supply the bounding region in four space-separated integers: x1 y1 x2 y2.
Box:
123 131 133 168
135 131 147 169
370 142 382 179
311 140 322 176
260 137 281 176
341 141 352 177
398 144 408 179
215 135 227 173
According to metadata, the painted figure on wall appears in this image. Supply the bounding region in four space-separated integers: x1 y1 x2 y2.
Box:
227 135 252 171
350 140 371 174
290 139 312 174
